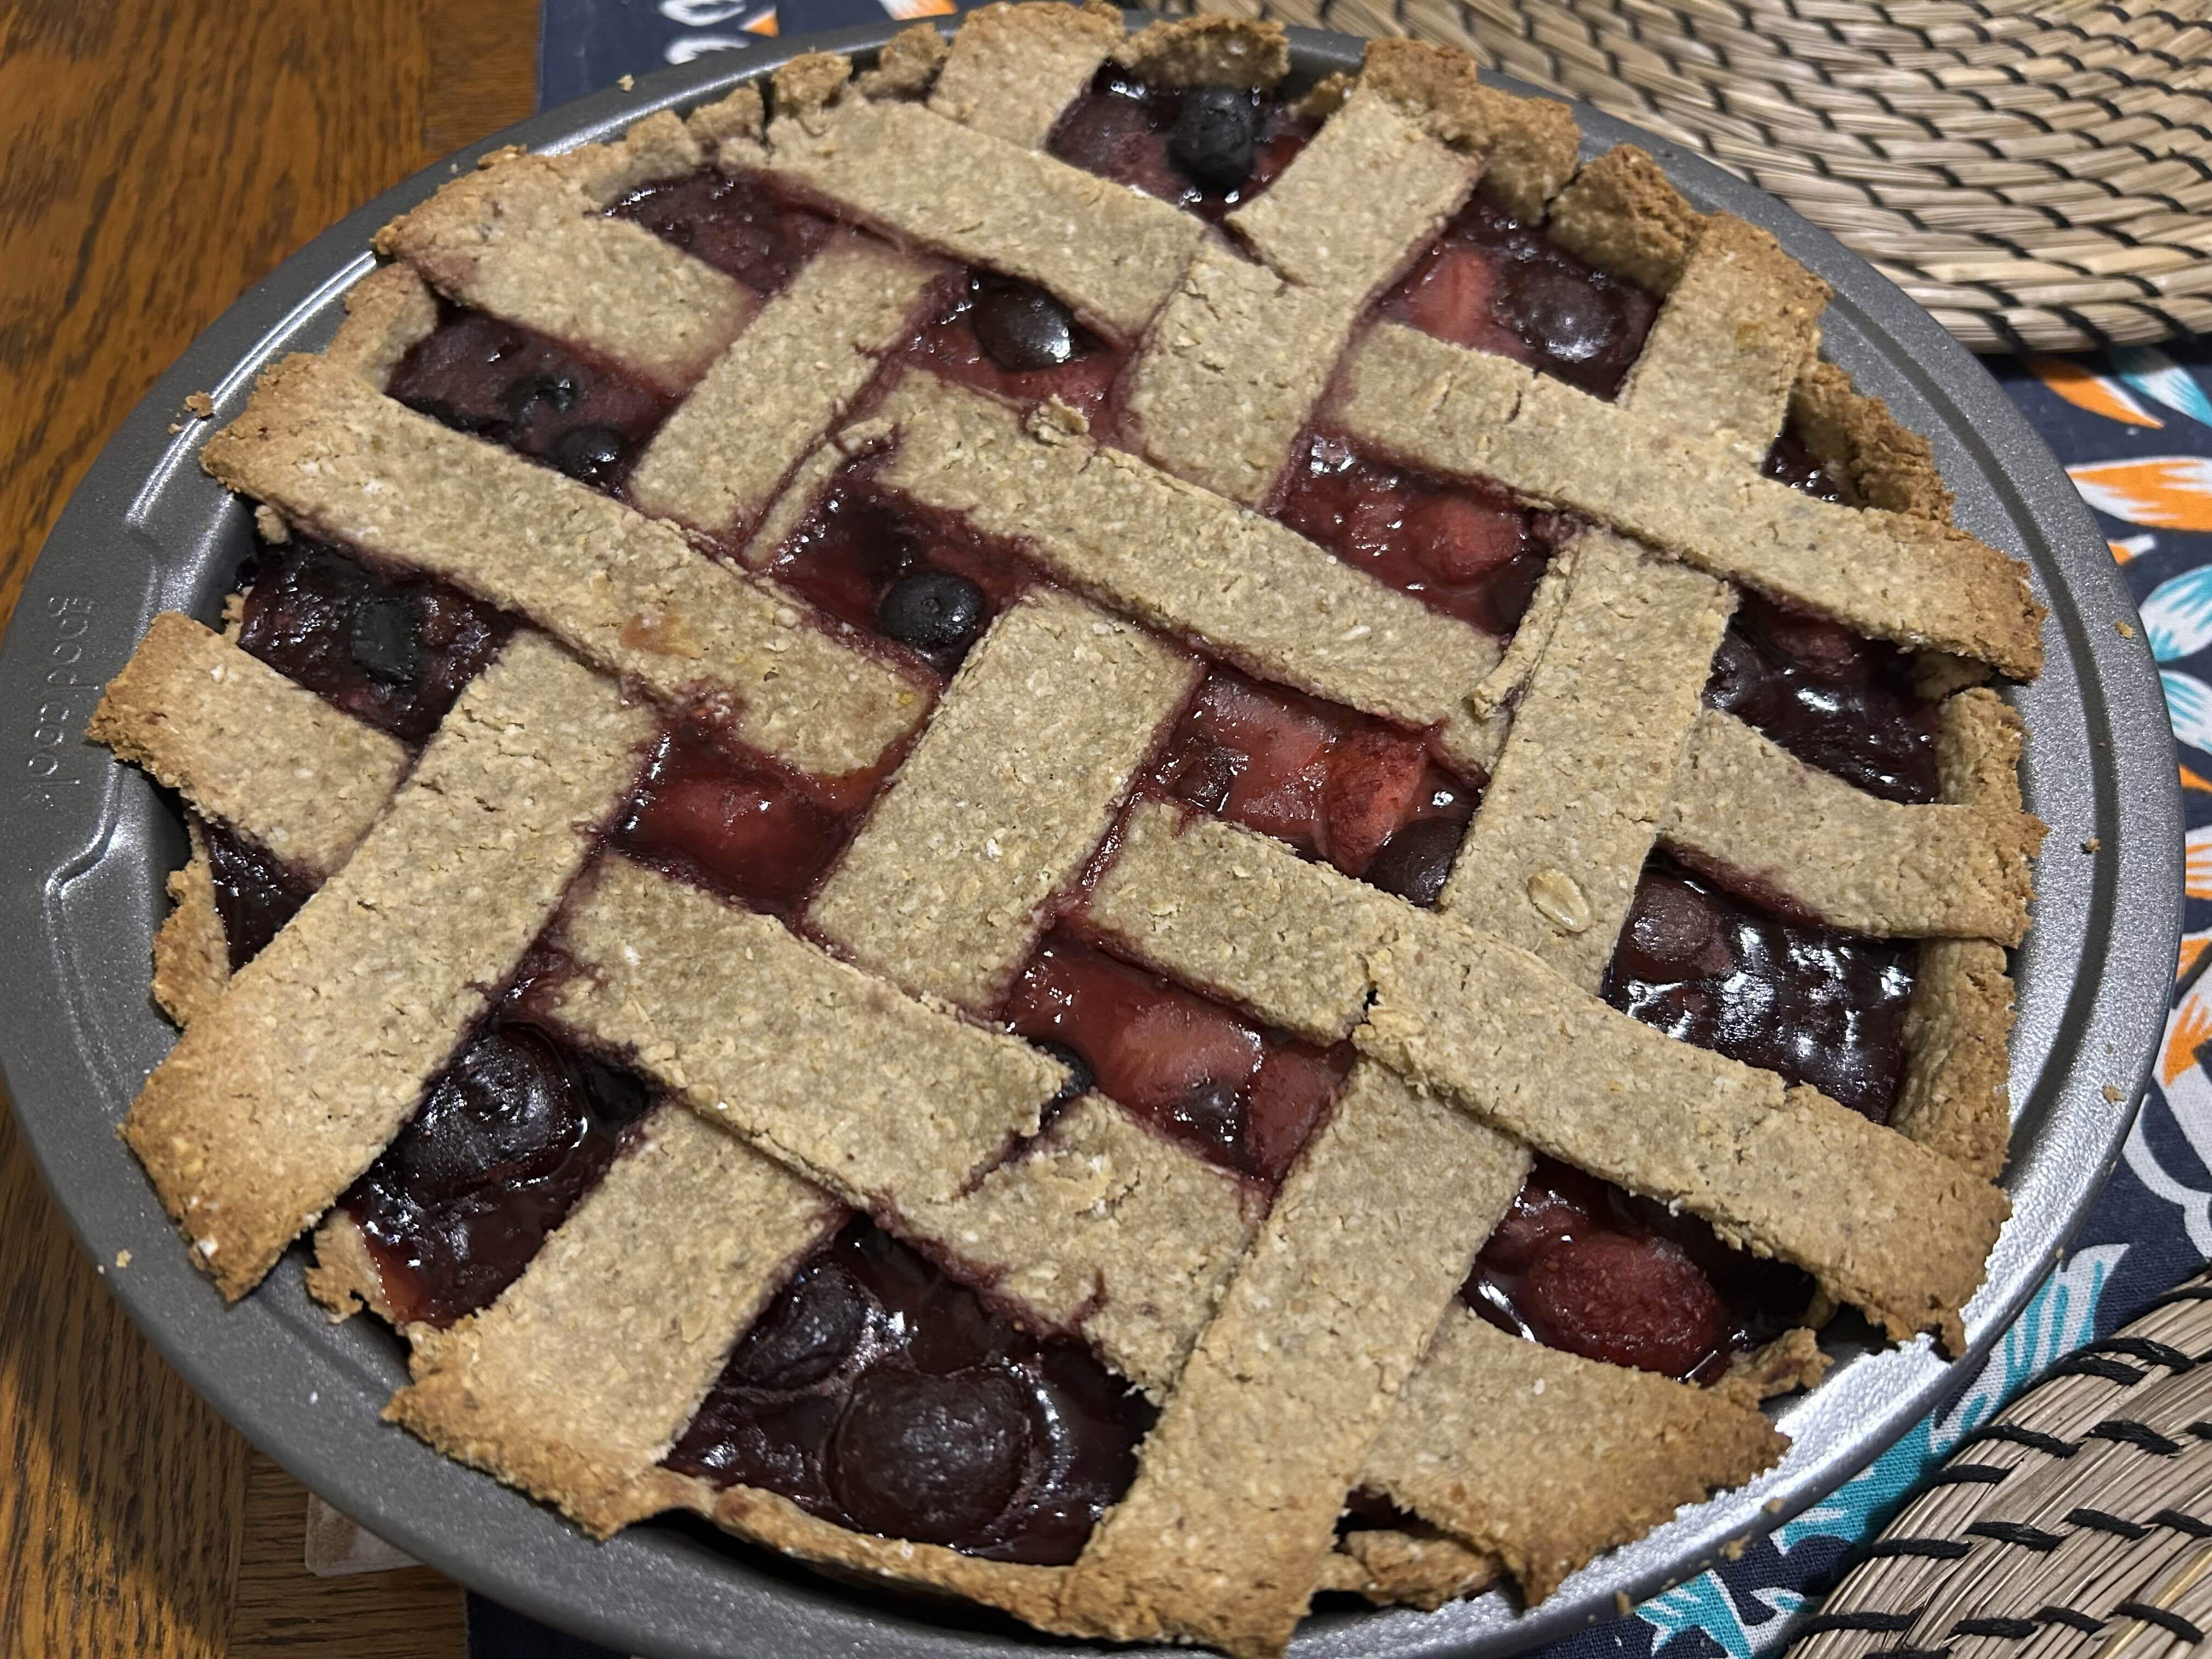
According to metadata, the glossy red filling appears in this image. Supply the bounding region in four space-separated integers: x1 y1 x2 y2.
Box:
202 819 315 971
664 1218 1152 1565
1002 931 1351 1184
1272 431 1562 636
900 269 1132 435
608 169 835 296
1147 667 1478 881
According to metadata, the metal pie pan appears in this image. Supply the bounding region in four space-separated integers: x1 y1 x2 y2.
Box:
0 16 2180 1658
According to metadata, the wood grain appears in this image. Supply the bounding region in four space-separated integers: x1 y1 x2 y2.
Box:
1 1 535 1654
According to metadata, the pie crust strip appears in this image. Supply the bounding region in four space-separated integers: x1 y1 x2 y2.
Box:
1087 801 2008 1346
1053 1063 1529 1657
625 236 943 540
925 0 1122 149
375 144 758 394
1660 706 2043 945
87 612 410 879
1890 688 2030 1178
1436 532 1737 988
1125 91 1477 505
548 855 1065 1208
1359 910 2010 1348
1358 1311 1788 1602
387 1102 843 1532
325 262 442 391
809 586 1200 1012
735 94 1206 344
1331 322 2044 678
153 821 228 1027
858 370 1504 734
121 633 655 1299
200 354 926 780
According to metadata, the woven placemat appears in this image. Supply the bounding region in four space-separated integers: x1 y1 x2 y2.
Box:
1777 1272 2212 1657
1173 0 2212 353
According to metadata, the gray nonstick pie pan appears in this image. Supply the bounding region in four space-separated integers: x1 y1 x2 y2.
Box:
0 14 2181 1658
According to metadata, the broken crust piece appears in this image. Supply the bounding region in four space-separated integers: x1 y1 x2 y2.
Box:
151 837 228 1029
121 635 654 1300
1356 37 1580 220
1362 1313 1787 1603
854 24 949 101
1119 15 1291 88
304 1210 398 1324
1319 1528 1501 1610
927 1 1124 149
323 261 439 391
1791 358 1957 523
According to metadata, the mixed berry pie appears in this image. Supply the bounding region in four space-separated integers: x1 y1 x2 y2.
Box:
90 5 2047 1654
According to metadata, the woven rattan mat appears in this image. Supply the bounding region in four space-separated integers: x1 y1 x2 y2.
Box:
1173 0 2212 354
1784 1274 2212 1657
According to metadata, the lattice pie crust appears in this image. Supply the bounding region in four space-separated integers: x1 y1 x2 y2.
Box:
89 8 2049 1656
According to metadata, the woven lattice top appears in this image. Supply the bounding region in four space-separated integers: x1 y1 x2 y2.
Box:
85 8 2051 1655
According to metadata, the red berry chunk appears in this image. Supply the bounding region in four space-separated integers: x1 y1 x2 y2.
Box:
618 726 847 915
1002 932 1346 1183
1319 727 1429 877
1394 241 1530 360
1521 1234 1729 1378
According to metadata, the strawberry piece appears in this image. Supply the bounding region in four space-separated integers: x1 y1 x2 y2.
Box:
1401 491 1527 584
1520 1233 1729 1378
1184 675 1336 851
623 758 837 910
1319 727 1429 876
1395 244 1527 359
1243 1045 1350 1182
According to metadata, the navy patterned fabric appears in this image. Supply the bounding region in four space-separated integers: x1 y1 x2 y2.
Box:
473 14 2207 1654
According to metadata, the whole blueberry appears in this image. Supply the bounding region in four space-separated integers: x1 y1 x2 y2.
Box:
970 280 1077 374
877 570 990 657
347 596 422 686
1169 86 1259 194
552 424 629 488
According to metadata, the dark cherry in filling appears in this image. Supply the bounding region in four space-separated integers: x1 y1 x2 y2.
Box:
608 170 834 295
1047 65 1311 219
386 308 674 493
616 723 854 918
1148 668 1479 882
236 537 512 744
1706 591 1939 805
1605 859 1915 1121
1467 1156 1813 1384
1273 431 1559 636
1762 430 1850 504
1003 930 1350 1184
341 1019 656 1328
1385 198 1661 400
202 820 316 970
663 1218 1153 1565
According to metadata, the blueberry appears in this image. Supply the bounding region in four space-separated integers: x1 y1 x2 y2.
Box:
970 280 1077 374
1169 86 1259 194
728 1263 873 1390
877 569 989 656
1363 818 1465 908
347 596 422 685
552 424 629 488
1034 1040 1096 1115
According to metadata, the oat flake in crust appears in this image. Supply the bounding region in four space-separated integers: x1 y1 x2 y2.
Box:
89 8 2048 1653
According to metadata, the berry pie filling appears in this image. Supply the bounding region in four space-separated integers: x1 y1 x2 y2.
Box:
1048 64 1313 219
202 820 318 970
901 269 1131 434
611 170 837 295
1002 930 1353 1185
1382 197 1661 400
664 1218 1154 1565
338 1009 659 1329
387 306 678 495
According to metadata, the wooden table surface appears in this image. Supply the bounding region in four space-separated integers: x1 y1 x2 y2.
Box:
2 4 539 1654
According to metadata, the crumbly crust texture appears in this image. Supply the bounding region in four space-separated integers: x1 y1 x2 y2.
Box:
1356 39 1580 220
1661 707 2045 944
375 146 750 394
744 92 1204 344
122 634 653 1299
324 261 441 391
810 588 1199 1012
550 856 1066 1207
151 836 228 1028
1543 145 1705 295
853 24 949 101
1791 358 1957 522
1361 1311 1787 1601
1118 16 1290 89
1439 532 1737 989
1053 1065 1527 1657
88 613 411 879
390 1104 841 1534
926 1 1122 149
626 236 941 538
1892 688 2030 1177
201 354 926 778
1334 324 2046 677
863 371 1505 729
303 1211 398 1325
1359 911 2011 1348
